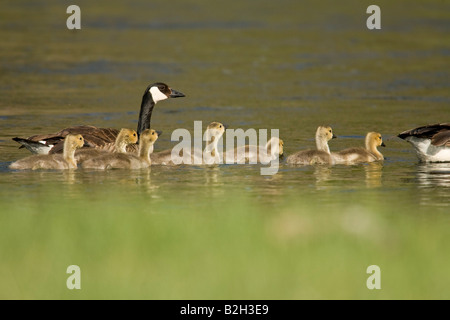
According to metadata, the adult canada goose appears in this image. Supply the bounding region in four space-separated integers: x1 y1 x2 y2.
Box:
224 137 284 164
398 123 450 162
9 134 84 170
12 82 184 155
151 122 226 165
286 126 336 165
75 128 138 163
331 132 385 164
81 129 160 170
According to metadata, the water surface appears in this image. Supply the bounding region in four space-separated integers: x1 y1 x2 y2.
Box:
0 0 449 299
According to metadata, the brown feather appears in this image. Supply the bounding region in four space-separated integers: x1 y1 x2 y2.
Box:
431 131 450 147
398 123 450 141
22 126 121 154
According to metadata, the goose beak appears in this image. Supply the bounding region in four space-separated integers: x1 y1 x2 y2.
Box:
332 134 337 139
381 142 386 147
223 124 229 130
169 89 185 98
156 131 163 137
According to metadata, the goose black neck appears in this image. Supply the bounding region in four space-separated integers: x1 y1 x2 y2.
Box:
137 91 155 138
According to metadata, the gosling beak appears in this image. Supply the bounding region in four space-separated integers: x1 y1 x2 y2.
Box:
332 134 337 139
156 131 163 137
381 142 386 147
169 88 185 98
223 124 229 130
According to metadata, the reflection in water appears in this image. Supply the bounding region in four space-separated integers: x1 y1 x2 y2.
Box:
416 163 450 207
417 163 450 188
314 165 332 190
203 165 225 198
311 162 383 191
364 162 383 188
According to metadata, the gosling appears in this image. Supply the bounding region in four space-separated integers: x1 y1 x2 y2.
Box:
81 129 160 169
75 128 138 163
151 122 226 165
331 132 385 164
9 134 84 170
225 137 284 164
286 126 336 165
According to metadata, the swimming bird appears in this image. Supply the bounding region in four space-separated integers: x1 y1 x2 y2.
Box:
75 128 138 163
331 132 385 164
286 126 336 165
224 137 284 164
9 134 84 170
12 83 184 155
151 122 226 165
398 123 450 162
81 129 160 170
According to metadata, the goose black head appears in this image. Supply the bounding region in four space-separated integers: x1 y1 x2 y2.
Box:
137 82 185 136
145 82 185 103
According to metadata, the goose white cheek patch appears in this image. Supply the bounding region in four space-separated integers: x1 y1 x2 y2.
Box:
149 86 168 103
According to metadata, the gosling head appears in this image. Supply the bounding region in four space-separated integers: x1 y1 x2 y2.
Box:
66 134 85 149
317 126 337 141
146 82 185 104
366 132 385 149
205 122 226 143
279 139 284 158
266 137 284 158
140 129 161 144
118 128 138 145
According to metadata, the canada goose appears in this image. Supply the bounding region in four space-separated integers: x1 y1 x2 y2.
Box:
12 83 184 155
75 128 138 163
151 122 226 165
331 132 385 164
286 126 336 165
398 123 450 162
81 129 160 170
9 134 84 170
224 137 284 164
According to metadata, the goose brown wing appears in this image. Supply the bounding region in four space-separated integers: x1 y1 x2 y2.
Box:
23 126 120 154
398 123 450 141
432 130 450 147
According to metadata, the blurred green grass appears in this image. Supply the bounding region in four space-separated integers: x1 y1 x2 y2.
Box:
1 187 449 299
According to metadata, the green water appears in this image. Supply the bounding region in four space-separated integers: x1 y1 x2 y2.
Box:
0 0 449 299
